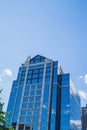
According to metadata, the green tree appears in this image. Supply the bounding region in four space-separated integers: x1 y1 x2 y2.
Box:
0 89 14 130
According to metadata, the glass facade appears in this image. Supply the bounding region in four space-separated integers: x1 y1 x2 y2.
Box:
6 55 82 130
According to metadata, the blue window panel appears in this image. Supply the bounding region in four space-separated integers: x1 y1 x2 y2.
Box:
33 69 39 73
33 74 38 78
41 84 50 130
45 77 50 82
27 75 32 79
20 117 25 122
31 79 37 84
30 60 34 64
46 63 51 67
34 109 40 115
21 71 26 75
24 91 29 96
39 68 44 73
20 80 24 85
23 97 28 102
33 116 39 122
25 85 30 90
21 67 27 71
28 103 33 109
46 72 50 77
46 67 51 72
12 81 18 87
25 124 31 130
34 103 40 109
62 80 69 85
52 78 57 82
31 85 36 89
35 96 41 102
21 75 25 80
28 70 33 74
50 84 57 130
22 103 27 108
26 80 31 85
30 91 35 96
32 124 38 130
36 90 41 95
29 64 44 69
38 78 43 83
53 61 58 66
53 67 57 77
21 110 26 115
26 116 32 122
38 73 43 78
29 97 34 102
11 86 23 124
37 84 42 89
27 110 33 115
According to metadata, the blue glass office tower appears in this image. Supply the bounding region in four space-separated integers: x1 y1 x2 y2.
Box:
6 55 82 130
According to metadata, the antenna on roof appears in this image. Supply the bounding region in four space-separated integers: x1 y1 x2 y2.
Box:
25 56 31 63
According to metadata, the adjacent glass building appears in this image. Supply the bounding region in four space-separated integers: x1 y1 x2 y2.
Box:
82 104 87 130
6 55 82 130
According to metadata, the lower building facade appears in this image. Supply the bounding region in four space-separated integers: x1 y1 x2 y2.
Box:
6 55 82 130
82 105 87 130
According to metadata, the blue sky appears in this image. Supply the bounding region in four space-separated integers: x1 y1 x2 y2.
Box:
0 0 87 111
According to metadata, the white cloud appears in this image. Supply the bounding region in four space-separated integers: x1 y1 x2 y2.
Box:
0 68 12 82
84 74 87 84
78 90 87 100
0 75 3 82
78 75 83 79
3 69 12 77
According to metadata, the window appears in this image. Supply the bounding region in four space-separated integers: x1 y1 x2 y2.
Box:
36 90 41 95
37 84 42 89
38 78 43 83
32 124 38 130
24 91 29 96
38 73 43 78
28 103 33 109
31 79 37 84
20 117 25 122
46 63 51 67
33 116 39 122
21 71 26 75
35 96 41 102
33 69 39 73
26 116 32 122
20 80 24 85
27 110 32 115
26 80 31 85
31 85 36 89
39 68 44 73
33 74 38 78
22 103 27 108
34 103 40 108
23 97 28 102
28 70 33 74
46 67 51 72
21 110 26 115
29 97 34 102
30 91 35 96
25 86 30 90
45 77 50 82
34 109 40 115
21 75 25 80
27 75 32 79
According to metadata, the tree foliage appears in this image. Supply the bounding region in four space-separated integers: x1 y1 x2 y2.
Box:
0 89 14 130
